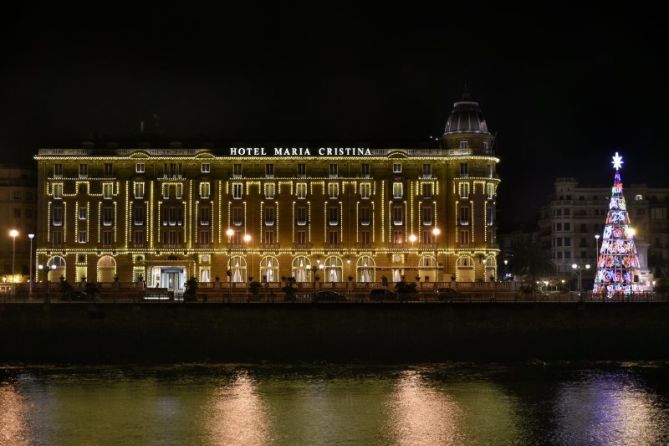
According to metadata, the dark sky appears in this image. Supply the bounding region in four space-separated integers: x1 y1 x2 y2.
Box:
1 4 666 229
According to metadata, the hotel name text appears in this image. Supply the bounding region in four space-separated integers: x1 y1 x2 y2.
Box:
229 147 372 157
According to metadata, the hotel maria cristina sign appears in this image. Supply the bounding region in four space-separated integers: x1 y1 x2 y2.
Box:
34 95 500 292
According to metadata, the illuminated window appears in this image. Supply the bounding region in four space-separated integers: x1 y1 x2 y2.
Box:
232 206 243 226
232 183 243 199
329 163 338 178
162 184 169 199
233 164 242 178
459 206 469 225
422 205 433 225
393 163 402 173
296 183 307 199
199 206 210 226
392 229 403 244
265 183 275 199
459 163 468 176
359 206 371 225
135 163 145 173
200 182 210 199
297 163 306 177
487 203 494 225
52 205 63 226
422 164 432 177
328 205 339 225
361 163 370 177
102 206 114 226
392 205 403 225
392 182 403 199
79 164 88 178
459 182 470 199
175 183 183 199
103 183 113 199
296 206 307 225
133 205 145 225
133 182 145 199
327 183 339 199
201 163 210 173
53 183 64 199
360 183 371 199
54 164 63 177
486 183 495 198
78 230 87 243
635 194 643 201
265 164 274 178
488 164 494 178
79 206 87 220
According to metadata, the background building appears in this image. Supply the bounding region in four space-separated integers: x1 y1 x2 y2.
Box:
0 165 36 284
538 177 669 285
34 96 500 292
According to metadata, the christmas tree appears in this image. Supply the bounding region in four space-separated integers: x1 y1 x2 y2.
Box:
593 152 642 296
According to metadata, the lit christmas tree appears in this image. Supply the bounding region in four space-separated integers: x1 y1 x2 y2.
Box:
593 152 642 296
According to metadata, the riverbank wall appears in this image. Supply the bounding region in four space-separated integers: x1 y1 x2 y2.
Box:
1 303 668 362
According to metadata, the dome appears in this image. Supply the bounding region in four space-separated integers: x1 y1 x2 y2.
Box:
443 99 489 135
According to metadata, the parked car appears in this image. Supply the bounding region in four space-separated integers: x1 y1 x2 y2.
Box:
435 288 464 302
313 290 346 302
369 289 397 301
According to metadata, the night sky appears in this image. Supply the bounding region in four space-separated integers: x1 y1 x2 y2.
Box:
1 5 666 229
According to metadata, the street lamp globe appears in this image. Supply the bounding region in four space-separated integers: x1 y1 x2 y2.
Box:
243 234 252 243
408 234 417 243
28 233 35 240
432 227 441 236
9 229 18 238
226 228 234 238
585 264 591 270
595 234 600 240
572 263 578 270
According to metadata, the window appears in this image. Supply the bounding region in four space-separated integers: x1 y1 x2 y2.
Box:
13 208 20 218
13 191 21 201
133 205 145 225
393 163 402 173
651 208 667 220
265 183 276 199
487 203 494 225
296 230 307 245
232 207 243 226
360 183 371 199
162 206 183 226
264 207 275 226
78 183 87 195
79 206 87 220
392 229 403 244
54 164 63 177
199 206 210 226
488 164 494 178
79 163 88 178
328 230 339 245
104 163 113 176
298 163 306 177
557 238 562 247
327 183 339 199
199 230 210 245
359 206 371 225
296 183 307 199
265 164 274 177
564 223 571 231
360 230 371 245
459 230 470 245
135 163 145 173
459 163 468 176
53 183 63 199
459 182 470 199
328 205 339 225
200 182 210 199
329 163 338 177
422 229 433 244
264 230 275 245
233 163 242 177
175 183 183 199
133 182 145 199
486 183 495 198
232 183 243 199
102 230 113 246
393 205 403 225
102 206 114 226
78 230 87 243
459 140 469 149
52 230 63 245
162 184 169 199
296 206 307 225
52 206 63 226
565 251 571 259
133 230 144 245
459 206 469 225
361 163 370 177
423 164 432 177
422 183 433 198
422 205 433 225
201 163 210 173
103 183 113 199
392 182 403 199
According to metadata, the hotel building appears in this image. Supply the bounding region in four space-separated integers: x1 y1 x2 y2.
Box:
35 96 500 292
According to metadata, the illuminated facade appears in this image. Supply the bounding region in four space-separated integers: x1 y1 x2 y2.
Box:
35 97 500 291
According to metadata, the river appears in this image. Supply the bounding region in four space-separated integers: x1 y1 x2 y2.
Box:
2 363 669 445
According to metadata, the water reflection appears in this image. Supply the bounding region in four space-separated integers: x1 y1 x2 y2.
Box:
0 382 29 446
203 371 271 446
555 373 669 446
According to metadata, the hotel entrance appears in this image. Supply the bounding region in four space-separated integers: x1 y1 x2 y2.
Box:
149 267 186 292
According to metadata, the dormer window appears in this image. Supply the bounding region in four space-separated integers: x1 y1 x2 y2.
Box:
459 140 469 149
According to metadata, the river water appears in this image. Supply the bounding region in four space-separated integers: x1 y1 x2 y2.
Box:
2 363 669 445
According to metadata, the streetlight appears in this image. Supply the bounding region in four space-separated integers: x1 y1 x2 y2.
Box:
594 234 600 268
431 227 441 282
503 259 509 280
28 233 34 298
9 229 18 296
243 234 252 283
571 263 591 298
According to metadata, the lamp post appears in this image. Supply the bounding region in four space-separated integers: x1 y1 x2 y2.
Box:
571 263 591 299
503 259 509 281
432 227 441 282
243 234 252 302
225 228 234 302
594 234 600 267
28 233 34 298
9 229 18 296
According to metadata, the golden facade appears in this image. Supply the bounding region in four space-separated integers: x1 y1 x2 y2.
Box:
35 98 500 290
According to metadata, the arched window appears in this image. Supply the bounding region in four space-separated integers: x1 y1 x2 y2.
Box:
200 267 211 283
324 256 343 282
484 254 497 282
456 255 475 282
356 256 376 282
47 256 66 282
260 256 280 283
97 256 117 282
228 256 247 283
292 256 312 282
418 255 437 282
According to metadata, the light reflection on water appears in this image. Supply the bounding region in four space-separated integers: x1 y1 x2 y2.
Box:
1 363 669 445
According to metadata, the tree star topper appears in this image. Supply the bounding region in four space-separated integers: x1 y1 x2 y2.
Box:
612 152 623 170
